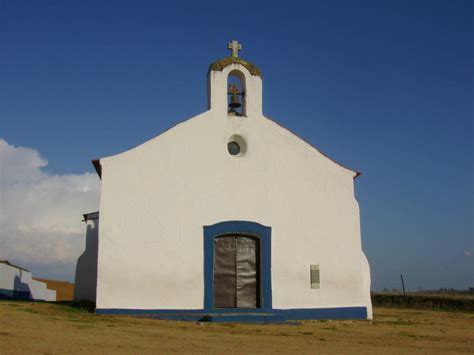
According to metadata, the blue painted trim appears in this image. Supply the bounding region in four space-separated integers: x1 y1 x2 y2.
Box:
0 288 31 300
203 220 272 310
95 307 368 322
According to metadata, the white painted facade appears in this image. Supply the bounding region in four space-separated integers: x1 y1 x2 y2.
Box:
0 261 56 301
88 49 372 319
73 212 98 302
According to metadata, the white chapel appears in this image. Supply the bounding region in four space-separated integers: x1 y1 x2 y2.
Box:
74 41 372 322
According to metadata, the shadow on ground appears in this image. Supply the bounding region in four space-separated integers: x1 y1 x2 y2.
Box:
53 300 96 313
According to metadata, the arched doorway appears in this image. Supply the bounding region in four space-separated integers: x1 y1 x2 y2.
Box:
213 235 260 308
203 221 272 311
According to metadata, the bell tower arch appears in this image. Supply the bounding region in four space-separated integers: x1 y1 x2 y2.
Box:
227 70 246 116
207 41 263 118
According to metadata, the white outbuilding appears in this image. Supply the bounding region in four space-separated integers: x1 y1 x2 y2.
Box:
74 41 372 322
0 260 56 301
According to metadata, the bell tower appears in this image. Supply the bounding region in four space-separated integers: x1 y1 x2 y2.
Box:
207 41 263 118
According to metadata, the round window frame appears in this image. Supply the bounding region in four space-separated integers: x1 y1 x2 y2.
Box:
227 135 247 157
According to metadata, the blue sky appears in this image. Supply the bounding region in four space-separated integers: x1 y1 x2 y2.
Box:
1 0 472 290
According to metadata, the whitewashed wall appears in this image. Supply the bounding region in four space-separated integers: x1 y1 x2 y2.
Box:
96 63 372 318
74 213 99 302
0 263 56 301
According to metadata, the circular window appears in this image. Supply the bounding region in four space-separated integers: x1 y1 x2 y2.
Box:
227 141 241 155
227 134 247 157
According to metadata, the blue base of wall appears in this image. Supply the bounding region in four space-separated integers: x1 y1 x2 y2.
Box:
0 288 32 301
96 307 368 323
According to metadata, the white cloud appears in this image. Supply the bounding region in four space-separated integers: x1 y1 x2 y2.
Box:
0 138 100 280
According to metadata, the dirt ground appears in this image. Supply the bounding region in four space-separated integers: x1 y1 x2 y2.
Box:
0 301 472 354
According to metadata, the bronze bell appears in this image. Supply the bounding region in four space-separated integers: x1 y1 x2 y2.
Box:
229 93 241 109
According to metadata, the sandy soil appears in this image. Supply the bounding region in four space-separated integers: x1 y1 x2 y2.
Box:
0 301 472 354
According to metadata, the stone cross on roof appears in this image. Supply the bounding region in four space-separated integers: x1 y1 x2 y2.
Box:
228 40 242 58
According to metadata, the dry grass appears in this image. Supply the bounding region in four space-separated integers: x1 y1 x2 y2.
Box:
0 301 473 354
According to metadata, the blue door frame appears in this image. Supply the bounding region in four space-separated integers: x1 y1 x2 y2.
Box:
203 220 272 312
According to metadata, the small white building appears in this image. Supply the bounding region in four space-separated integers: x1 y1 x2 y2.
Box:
74 41 372 322
0 260 56 301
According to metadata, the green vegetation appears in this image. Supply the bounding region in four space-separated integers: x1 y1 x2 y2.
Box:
372 292 474 312
53 300 95 313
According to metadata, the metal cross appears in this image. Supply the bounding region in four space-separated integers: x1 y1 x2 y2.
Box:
228 40 242 58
